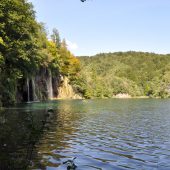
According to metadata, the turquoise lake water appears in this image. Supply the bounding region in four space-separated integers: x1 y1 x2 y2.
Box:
0 99 170 169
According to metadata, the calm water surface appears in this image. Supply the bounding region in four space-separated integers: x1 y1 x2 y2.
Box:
0 99 170 170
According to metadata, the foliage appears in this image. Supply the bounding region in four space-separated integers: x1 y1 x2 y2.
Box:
0 0 80 106
58 39 80 77
0 0 39 105
74 52 170 98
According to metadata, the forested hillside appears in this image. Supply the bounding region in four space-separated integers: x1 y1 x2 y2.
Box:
74 52 170 98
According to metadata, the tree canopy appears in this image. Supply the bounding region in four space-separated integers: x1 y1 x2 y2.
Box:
0 0 80 106
73 52 170 99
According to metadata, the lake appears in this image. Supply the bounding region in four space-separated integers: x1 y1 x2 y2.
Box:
0 99 170 170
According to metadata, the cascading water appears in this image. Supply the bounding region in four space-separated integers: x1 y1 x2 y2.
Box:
31 77 38 101
26 78 30 102
47 70 53 99
25 69 54 102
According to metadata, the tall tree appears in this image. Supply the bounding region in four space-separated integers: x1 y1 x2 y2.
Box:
51 28 61 49
0 0 39 105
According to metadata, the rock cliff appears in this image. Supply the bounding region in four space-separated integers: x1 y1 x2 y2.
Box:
16 68 82 103
57 76 82 99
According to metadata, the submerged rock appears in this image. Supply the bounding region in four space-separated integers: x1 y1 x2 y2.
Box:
47 108 54 113
63 157 77 170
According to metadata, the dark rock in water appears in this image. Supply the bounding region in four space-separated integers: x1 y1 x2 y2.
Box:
63 157 77 170
47 108 54 113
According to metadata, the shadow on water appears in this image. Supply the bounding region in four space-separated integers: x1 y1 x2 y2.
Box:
0 104 56 170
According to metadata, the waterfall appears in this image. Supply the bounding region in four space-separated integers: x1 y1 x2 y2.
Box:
47 70 53 99
31 77 37 101
26 78 30 102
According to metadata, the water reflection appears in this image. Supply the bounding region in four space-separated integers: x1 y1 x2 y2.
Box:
31 100 85 169
31 99 170 170
0 106 50 169
1 99 170 170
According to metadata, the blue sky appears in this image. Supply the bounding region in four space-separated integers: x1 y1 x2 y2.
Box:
29 0 170 56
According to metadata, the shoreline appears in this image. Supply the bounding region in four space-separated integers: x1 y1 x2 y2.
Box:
0 96 168 109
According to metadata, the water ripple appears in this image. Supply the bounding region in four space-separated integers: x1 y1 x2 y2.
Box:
30 99 170 169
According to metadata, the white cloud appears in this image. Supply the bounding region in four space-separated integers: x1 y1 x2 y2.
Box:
66 40 78 50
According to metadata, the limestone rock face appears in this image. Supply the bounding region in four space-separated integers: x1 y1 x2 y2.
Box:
17 68 55 102
164 84 170 98
16 68 82 103
114 93 132 98
57 76 82 99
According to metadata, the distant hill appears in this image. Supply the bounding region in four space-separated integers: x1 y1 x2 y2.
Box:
73 52 170 98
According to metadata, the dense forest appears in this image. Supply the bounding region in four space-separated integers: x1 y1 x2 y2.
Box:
73 52 170 98
0 0 80 106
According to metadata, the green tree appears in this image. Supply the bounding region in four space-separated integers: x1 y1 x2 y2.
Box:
75 52 170 99
51 28 61 49
0 0 40 105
